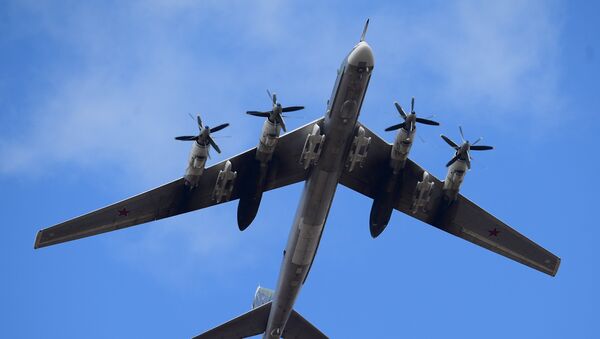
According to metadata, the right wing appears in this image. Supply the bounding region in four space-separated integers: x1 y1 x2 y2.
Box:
34 118 323 249
339 122 560 276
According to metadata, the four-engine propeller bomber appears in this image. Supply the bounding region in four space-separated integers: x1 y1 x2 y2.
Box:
34 20 560 339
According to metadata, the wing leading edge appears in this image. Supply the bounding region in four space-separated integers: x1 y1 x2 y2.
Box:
34 118 323 249
339 122 560 276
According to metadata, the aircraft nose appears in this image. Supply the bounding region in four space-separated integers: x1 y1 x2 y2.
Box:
347 42 374 68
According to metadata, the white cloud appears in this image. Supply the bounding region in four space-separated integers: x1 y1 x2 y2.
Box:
371 0 563 129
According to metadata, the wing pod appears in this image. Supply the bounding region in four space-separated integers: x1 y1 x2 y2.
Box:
346 126 371 172
213 160 237 203
299 124 325 169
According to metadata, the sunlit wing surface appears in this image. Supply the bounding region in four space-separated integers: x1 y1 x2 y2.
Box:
339 122 560 276
34 118 323 249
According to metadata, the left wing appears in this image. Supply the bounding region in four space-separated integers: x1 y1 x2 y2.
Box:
35 118 323 249
339 122 560 276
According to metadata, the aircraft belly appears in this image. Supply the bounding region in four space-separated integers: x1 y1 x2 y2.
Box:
265 63 372 339
291 219 322 266
265 169 339 338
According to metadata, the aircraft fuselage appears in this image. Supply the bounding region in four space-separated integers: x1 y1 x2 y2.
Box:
264 41 374 338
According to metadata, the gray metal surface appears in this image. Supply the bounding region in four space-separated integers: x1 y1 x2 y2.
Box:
34 119 322 249
339 123 560 276
264 42 374 338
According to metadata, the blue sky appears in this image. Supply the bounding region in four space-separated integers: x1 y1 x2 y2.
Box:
1 0 599 338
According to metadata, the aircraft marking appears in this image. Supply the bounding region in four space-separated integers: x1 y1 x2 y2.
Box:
488 228 500 237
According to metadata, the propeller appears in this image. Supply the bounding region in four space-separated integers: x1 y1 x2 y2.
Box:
385 97 440 132
441 126 493 169
246 90 304 132
175 114 229 154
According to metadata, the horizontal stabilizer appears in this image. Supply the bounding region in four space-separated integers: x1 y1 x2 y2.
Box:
283 310 328 339
193 300 327 339
193 302 271 339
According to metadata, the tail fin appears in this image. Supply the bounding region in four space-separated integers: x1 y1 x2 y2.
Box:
193 286 328 338
253 285 274 309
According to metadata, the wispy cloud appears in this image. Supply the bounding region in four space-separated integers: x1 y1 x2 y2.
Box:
371 0 563 131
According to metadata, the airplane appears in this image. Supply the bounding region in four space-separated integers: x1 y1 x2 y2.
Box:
34 20 560 339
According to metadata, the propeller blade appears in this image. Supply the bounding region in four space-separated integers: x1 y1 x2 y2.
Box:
441 134 459 149
385 122 406 131
175 136 197 141
281 106 304 113
267 89 277 105
197 115 203 129
275 113 287 132
246 111 271 117
210 123 229 133
446 154 460 167
472 137 483 145
415 117 440 126
208 136 221 153
394 102 407 119
470 145 493 151
459 126 465 142
411 97 415 113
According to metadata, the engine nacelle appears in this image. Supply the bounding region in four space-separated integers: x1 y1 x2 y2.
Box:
369 171 401 238
213 160 237 203
390 128 415 173
411 171 435 214
256 119 281 163
443 159 468 201
184 141 209 188
237 162 268 231
299 124 325 169
346 126 371 172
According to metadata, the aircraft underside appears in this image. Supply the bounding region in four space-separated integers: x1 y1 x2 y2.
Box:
34 20 559 339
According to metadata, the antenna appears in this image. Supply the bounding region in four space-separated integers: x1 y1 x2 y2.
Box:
360 19 369 42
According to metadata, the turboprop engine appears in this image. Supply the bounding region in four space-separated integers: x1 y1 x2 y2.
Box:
440 127 493 201
385 98 439 173
175 115 229 188
246 90 305 163
369 99 439 238
237 90 306 230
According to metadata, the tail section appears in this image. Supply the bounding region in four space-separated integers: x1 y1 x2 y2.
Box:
253 286 274 309
193 302 271 339
192 286 328 339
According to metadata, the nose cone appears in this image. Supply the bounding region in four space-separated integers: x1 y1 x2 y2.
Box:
347 42 374 68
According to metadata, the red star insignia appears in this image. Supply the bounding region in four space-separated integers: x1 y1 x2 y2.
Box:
488 228 500 237
118 208 130 216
